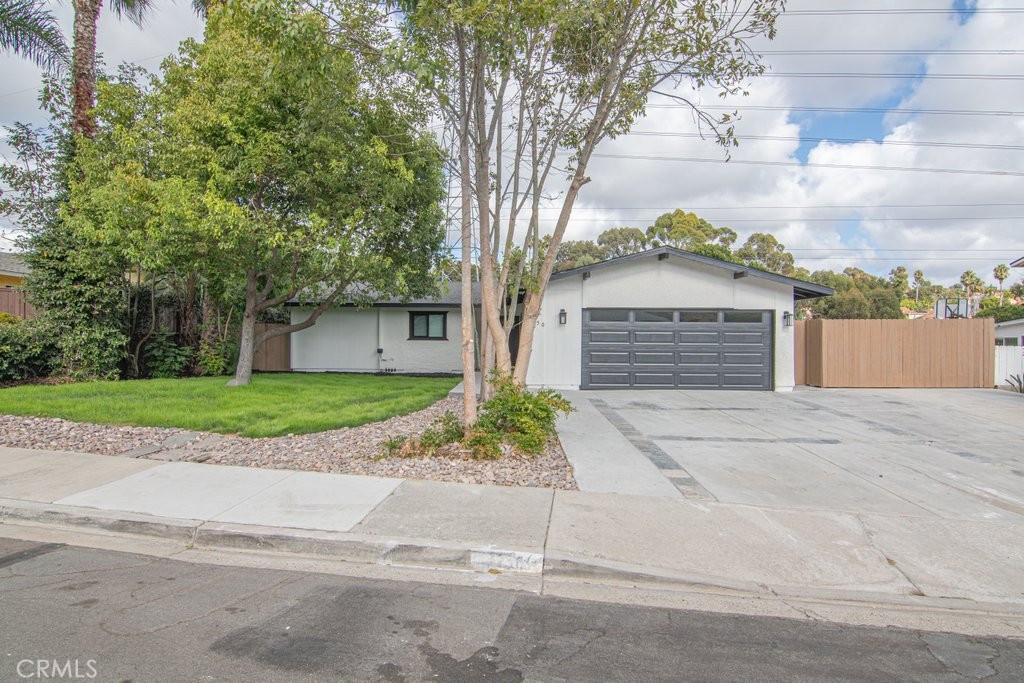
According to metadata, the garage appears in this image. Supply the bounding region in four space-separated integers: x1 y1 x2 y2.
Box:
581 308 773 390
524 247 833 392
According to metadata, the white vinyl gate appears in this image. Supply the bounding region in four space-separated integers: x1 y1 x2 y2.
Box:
995 346 1024 386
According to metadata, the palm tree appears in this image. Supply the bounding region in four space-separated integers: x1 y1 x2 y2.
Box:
70 0 155 138
913 269 924 302
994 263 1010 305
0 0 68 71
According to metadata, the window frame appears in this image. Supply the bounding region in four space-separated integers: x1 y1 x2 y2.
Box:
408 311 448 341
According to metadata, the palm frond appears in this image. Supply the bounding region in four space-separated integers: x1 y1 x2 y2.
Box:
0 0 69 72
109 0 155 28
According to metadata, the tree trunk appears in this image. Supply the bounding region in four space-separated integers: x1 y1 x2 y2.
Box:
456 27 478 427
71 0 101 139
228 271 258 386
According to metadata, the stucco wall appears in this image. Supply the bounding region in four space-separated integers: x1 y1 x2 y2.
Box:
289 307 463 374
524 257 797 391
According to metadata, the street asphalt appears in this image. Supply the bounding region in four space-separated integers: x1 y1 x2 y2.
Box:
2 537 1023 683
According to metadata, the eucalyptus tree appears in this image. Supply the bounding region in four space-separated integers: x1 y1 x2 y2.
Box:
0 0 67 70
391 0 784 423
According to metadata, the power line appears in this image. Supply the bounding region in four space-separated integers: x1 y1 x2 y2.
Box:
557 203 1024 210
789 249 1024 252
626 131 1024 152
586 152 1024 177
520 216 1024 223
758 49 1023 55
646 104 1022 117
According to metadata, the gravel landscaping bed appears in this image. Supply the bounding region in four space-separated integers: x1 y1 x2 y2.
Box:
0 396 578 490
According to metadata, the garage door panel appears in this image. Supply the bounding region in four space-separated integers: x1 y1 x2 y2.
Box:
633 351 676 365
582 308 772 391
589 330 630 344
678 332 720 345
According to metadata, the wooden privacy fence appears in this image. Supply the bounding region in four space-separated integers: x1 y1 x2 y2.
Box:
0 289 35 319
252 323 291 372
795 318 994 388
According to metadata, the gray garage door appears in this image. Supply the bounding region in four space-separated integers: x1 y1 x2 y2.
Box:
581 309 773 390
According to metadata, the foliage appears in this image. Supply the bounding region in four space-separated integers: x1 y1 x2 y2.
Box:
647 210 736 250
0 0 68 72
195 337 236 376
976 305 1024 323
554 240 607 272
475 375 573 456
0 312 22 326
0 373 460 437
597 227 648 258
464 428 502 460
143 329 193 378
419 410 464 451
0 317 57 382
736 232 796 276
690 242 743 264
803 268 902 319
1007 375 1024 394
68 0 447 386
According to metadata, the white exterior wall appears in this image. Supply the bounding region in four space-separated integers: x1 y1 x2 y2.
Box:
524 257 797 391
995 320 1024 386
290 307 463 374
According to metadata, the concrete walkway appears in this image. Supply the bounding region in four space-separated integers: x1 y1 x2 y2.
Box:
2 445 1024 637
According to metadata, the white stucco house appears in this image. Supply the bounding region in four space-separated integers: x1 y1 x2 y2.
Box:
288 247 833 391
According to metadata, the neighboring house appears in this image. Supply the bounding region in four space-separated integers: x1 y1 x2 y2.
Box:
0 252 29 288
1011 256 1024 268
289 247 834 392
995 318 1024 386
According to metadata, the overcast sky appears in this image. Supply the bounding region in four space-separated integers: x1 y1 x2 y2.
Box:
2 0 1021 286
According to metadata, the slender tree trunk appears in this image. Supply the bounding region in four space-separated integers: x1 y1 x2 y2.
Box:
228 271 259 386
456 27 478 427
71 0 101 139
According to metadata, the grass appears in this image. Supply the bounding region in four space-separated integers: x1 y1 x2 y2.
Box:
0 373 461 438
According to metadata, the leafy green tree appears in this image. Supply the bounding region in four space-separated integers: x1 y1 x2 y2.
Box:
913 269 925 302
888 265 909 297
645 209 736 250
802 269 902 319
554 240 606 272
67 1 446 385
597 227 648 258
0 0 68 71
735 232 795 276
994 264 1010 304
959 270 984 305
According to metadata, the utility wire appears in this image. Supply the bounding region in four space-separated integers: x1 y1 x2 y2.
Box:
548 202 1024 210
586 152 1024 177
764 72 1024 80
516 216 1024 223
758 49 1023 55
626 131 1024 152
782 8 1024 15
645 104 1022 117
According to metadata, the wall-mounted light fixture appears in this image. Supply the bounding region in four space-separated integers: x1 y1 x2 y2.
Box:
782 311 794 327
558 309 567 325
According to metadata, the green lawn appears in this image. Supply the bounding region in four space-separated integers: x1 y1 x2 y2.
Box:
0 373 460 438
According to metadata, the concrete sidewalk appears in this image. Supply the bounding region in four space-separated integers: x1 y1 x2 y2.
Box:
2 446 1024 637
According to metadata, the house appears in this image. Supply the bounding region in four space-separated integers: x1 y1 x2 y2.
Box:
0 252 28 288
288 284 479 375
288 247 834 391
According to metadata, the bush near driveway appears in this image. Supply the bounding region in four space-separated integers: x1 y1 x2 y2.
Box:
0 373 460 437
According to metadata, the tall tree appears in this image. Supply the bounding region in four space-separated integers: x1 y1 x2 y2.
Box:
646 209 737 250
959 270 983 302
888 265 908 297
994 263 1010 304
913 269 925 302
555 240 606 271
736 232 795 276
66 0 446 385
597 227 647 258
392 0 783 420
0 0 68 70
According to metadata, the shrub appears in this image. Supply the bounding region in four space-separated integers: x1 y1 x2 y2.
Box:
1008 374 1024 394
977 305 1024 323
0 312 22 326
144 330 193 378
0 318 58 382
196 337 236 376
476 374 574 456
420 411 463 450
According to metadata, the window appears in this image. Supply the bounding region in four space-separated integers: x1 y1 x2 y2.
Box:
409 312 447 340
678 311 718 323
723 311 764 324
635 310 674 323
997 337 1020 347
588 309 629 323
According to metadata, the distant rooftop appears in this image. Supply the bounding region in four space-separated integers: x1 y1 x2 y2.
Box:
0 252 28 277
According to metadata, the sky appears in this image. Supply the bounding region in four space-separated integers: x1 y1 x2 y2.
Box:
1 0 1022 287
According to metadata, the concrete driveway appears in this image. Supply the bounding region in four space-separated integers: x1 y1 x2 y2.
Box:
557 388 1024 522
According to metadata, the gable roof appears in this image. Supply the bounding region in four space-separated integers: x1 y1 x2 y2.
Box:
0 252 29 277
1011 256 1024 268
550 246 834 300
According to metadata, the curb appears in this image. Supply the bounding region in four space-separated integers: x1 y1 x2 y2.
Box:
0 499 543 575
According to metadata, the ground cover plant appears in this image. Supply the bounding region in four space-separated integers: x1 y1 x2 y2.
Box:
0 373 459 437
